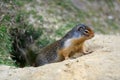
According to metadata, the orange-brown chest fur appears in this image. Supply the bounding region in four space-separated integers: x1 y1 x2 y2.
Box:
58 37 86 59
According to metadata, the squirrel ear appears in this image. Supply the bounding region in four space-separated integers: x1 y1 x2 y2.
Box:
77 26 83 31
77 27 80 31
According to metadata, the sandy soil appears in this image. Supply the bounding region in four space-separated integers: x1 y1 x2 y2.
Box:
0 34 120 80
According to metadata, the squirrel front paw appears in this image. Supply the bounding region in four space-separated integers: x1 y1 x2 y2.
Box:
65 56 69 60
83 50 93 55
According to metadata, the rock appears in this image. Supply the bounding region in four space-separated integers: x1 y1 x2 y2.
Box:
0 35 120 80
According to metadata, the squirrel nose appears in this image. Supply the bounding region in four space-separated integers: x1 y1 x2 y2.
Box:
88 32 94 38
91 32 94 37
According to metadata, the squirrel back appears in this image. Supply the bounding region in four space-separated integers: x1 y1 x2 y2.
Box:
35 40 61 66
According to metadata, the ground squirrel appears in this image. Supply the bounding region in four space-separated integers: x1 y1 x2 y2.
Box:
35 24 94 66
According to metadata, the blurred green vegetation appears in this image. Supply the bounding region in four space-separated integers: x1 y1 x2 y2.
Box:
0 0 42 66
0 0 120 66
0 26 14 66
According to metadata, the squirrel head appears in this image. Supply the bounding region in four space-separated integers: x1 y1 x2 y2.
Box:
62 24 94 41
65 24 94 40
61 24 94 48
74 24 94 39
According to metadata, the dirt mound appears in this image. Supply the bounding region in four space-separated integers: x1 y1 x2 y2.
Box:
0 34 120 80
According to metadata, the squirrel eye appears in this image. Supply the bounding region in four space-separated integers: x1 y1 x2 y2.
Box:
84 30 89 34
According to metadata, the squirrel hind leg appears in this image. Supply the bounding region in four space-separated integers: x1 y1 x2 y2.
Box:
35 58 48 67
60 49 71 60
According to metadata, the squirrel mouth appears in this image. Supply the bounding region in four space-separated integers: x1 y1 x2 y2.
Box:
89 33 94 38
85 33 94 39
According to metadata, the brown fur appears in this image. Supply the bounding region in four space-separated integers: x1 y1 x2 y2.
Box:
35 24 94 66
58 27 94 60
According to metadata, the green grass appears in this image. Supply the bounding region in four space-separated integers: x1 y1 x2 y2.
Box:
0 26 14 66
0 0 39 66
